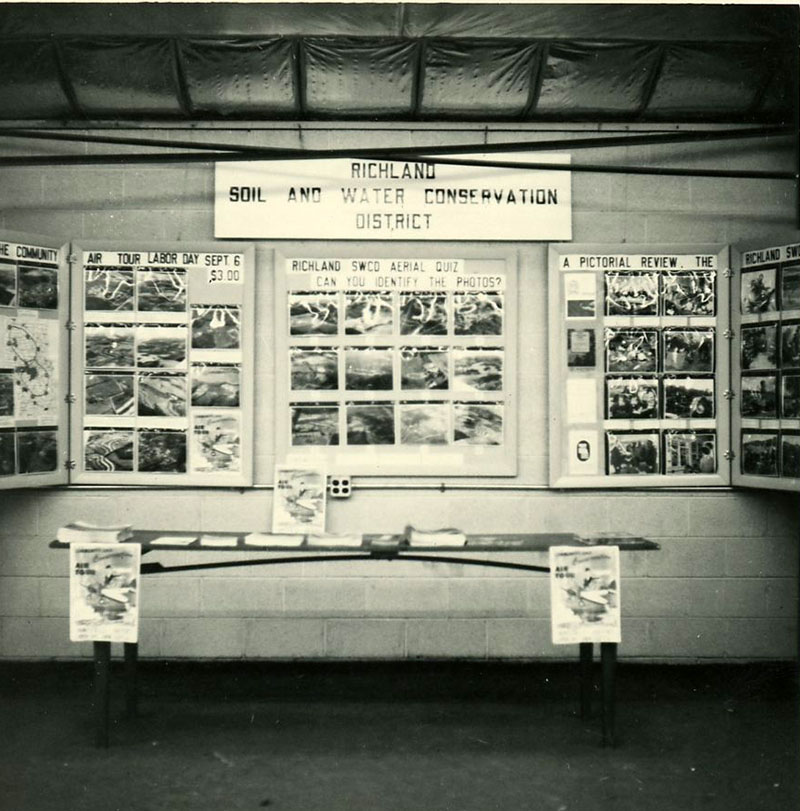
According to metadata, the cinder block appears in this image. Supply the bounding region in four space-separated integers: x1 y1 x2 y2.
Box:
325 619 406 658
1 616 84 658
764 492 800 538
45 168 125 209
140 576 202 617
718 579 769 617
406 619 487 658
0 535 65 577
246 618 325 658
724 619 797 659
201 578 283 616
623 578 721 618
617 618 651 658
0 169 43 207
487 618 575 659
647 618 728 659
525 578 551 618
572 210 647 243
39 576 69 617
138 618 164 658
625 175 691 211
200 494 271 533
3 210 85 240
605 495 689 538
765 579 799 617
284 579 366 616
163 208 215 241
365 580 448 615
644 212 726 242
525 494 610 536
161 618 246 658
84 209 167 240
643 537 725 578
690 177 793 216
122 167 212 208
572 173 613 210
449 579 528 617
37 492 120 538
725 536 797 578
689 494 768 538
0 576 40 616
117 493 202 531
0 490 40 537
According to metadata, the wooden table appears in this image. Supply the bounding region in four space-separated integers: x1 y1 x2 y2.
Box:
51 531 659 748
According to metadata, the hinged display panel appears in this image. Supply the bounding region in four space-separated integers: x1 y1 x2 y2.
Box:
731 234 800 492
549 243 731 488
0 230 70 489
274 248 518 476
69 242 255 486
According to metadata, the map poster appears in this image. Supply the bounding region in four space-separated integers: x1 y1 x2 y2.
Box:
8 317 58 420
69 542 140 644
549 546 621 644
272 464 326 535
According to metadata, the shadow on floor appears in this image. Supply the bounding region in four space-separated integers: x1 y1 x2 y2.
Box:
0 661 797 811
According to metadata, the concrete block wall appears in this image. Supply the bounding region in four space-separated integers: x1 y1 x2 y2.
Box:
0 123 797 661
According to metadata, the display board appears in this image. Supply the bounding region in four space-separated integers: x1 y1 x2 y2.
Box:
274 249 518 476
732 235 800 491
69 242 255 486
548 243 731 488
0 230 69 489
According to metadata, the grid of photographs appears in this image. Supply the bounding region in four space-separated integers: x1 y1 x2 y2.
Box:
594 267 718 477
286 287 506 449
81 256 246 477
0 250 62 480
739 259 800 479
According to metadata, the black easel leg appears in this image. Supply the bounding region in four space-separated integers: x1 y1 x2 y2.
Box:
93 641 111 748
124 642 138 718
601 642 617 747
579 642 593 719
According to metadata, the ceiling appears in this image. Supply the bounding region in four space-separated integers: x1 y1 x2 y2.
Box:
0 2 797 125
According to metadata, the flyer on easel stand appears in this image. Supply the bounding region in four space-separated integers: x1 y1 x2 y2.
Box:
549 545 621 644
69 542 141 643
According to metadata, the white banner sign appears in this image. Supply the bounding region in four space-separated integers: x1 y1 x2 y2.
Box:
215 154 571 241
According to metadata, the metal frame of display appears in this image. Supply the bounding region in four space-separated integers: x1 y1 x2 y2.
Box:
0 229 70 489
273 245 518 476
731 232 800 492
69 240 255 486
548 242 731 488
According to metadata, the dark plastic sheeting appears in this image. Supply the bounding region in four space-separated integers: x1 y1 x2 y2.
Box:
421 41 539 117
303 38 417 115
0 40 72 118
180 39 297 116
647 44 777 117
537 43 660 117
60 38 183 116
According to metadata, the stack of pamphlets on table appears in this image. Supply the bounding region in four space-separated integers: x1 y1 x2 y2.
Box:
57 521 134 544
405 525 467 547
306 532 363 547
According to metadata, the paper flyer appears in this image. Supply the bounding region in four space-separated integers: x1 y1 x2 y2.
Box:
549 546 621 644
69 543 141 644
272 464 327 534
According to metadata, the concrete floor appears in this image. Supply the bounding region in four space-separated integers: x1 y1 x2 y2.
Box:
0 661 797 811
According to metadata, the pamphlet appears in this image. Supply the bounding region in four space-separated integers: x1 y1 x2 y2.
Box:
272 465 327 535
406 525 467 547
244 532 305 547
149 535 198 546
549 546 621 645
69 542 141 643
57 521 134 544
306 532 363 547
199 534 239 547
